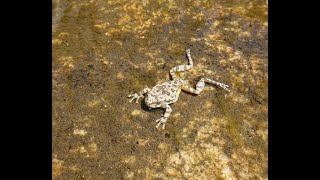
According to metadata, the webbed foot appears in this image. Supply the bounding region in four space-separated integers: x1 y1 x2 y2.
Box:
220 84 230 92
128 93 143 103
156 117 167 129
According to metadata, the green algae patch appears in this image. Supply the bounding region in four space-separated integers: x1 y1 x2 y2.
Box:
216 93 243 145
245 4 268 23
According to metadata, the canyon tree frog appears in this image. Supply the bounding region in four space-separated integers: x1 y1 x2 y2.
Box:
128 49 230 129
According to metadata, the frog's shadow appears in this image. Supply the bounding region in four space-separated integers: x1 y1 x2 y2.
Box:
140 99 158 112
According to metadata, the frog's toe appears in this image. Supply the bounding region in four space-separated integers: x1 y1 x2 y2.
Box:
135 96 141 103
156 118 167 129
221 84 230 92
224 86 231 92
129 97 135 103
128 93 138 103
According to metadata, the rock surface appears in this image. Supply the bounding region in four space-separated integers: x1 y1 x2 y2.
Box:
52 0 268 179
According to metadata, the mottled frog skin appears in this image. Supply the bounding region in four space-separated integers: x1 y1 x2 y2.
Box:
128 49 230 129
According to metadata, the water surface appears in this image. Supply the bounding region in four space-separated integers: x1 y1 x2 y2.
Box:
52 0 268 179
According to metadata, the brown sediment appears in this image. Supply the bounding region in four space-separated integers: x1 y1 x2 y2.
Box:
53 0 268 179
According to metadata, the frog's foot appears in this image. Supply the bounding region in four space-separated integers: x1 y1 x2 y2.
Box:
219 83 230 92
155 103 172 129
156 117 168 129
128 93 143 103
209 80 230 92
128 88 151 103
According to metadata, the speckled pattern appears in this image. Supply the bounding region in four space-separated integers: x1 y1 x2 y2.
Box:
129 49 230 129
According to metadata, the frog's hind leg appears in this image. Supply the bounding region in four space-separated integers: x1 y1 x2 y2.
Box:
205 78 230 92
155 103 172 129
181 78 230 94
170 49 193 80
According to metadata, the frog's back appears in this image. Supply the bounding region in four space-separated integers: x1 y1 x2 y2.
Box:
145 80 183 107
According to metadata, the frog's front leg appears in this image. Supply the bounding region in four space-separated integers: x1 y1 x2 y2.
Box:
128 88 151 103
155 103 172 129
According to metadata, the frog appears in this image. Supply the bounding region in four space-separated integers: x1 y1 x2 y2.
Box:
128 49 230 129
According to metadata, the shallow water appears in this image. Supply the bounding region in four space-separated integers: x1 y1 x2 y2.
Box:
52 0 268 179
